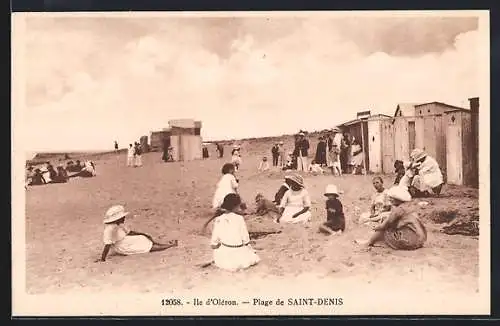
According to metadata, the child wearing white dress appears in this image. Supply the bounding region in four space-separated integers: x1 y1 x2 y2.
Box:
258 157 270 172
278 174 312 224
95 205 177 262
308 161 324 174
231 149 241 171
212 163 239 210
127 144 135 167
210 193 260 271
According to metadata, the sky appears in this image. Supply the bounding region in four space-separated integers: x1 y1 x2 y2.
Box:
17 13 481 152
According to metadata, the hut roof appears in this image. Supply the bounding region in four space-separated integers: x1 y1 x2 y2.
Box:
337 113 391 128
168 119 202 129
394 103 418 117
414 101 466 111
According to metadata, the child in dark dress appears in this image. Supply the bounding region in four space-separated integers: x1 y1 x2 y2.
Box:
393 160 406 185
318 184 345 235
273 176 292 204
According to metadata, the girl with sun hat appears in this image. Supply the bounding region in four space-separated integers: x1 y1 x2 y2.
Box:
277 173 312 224
95 205 178 262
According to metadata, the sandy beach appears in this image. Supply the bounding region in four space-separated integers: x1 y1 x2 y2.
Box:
25 142 479 301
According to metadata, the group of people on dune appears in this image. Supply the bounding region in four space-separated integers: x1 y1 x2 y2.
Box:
25 159 96 189
94 145 444 273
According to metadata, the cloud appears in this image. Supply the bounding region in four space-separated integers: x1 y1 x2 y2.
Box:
20 15 481 151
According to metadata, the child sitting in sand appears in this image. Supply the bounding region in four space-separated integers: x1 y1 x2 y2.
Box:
95 205 178 262
277 174 312 224
358 176 392 226
282 152 295 171
212 163 239 210
393 160 406 185
319 184 345 235
258 157 270 172
308 160 324 174
210 193 260 271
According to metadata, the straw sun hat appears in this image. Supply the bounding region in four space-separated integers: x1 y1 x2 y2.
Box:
324 184 339 196
287 174 305 188
103 205 130 224
410 148 427 162
386 186 412 202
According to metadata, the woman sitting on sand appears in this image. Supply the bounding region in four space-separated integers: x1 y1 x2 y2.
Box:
407 148 444 198
212 163 239 210
277 174 312 224
50 166 69 183
95 205 178 262
210 193 260 271
69 160 96 178
355 186 427 251
358 176 392 226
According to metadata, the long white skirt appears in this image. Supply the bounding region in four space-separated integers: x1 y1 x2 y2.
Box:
280 206 312 224
113 235 153 255
213 245 260 271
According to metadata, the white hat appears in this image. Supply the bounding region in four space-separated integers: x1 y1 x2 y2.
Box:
324 184 339 196
103 205 130 224
386 186 412 202
410 148 427 162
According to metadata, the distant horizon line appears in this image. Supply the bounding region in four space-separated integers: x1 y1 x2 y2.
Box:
24 129 336 154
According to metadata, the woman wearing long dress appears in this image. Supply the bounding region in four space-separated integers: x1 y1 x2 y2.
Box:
210 193 260 271
314 136 327 166
277 174 312 224
349 139 364 174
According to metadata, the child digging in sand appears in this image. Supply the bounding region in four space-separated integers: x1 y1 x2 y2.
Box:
95 205 178 262
318 184 345 235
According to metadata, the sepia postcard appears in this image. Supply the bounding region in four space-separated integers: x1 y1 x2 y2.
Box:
12 10 490 316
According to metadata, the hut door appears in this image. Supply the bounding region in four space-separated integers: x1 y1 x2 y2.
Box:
446 114 463 185
408 121 416 151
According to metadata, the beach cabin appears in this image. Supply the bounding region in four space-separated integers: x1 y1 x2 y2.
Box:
168 119 203 162
392 102 460 171
337 111 392 174
140 136 149 153
150 130 170 152
445 97 479 187
366 114 393 173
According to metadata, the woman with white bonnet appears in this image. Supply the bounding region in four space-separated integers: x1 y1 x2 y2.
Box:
277 174 312 224
95 205 178 262
407 148 444 197
356 186 427 251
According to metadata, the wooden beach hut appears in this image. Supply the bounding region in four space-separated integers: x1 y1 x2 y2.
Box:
337 111 391 174
444 97 479 187
150 129 171 152
392 102 460 170
168 119 203 162
366 114 393 173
